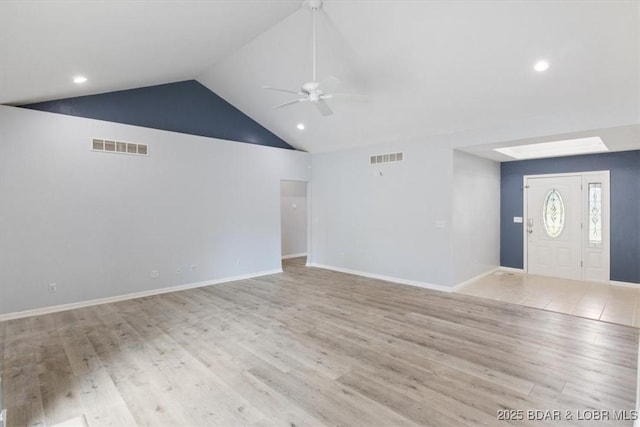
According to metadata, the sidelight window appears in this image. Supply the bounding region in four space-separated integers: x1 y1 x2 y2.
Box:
588 183 602 246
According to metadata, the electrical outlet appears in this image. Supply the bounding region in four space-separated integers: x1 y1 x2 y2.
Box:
176 267 182 274
48 283 57 293
151 270 159 278
190 264 197 272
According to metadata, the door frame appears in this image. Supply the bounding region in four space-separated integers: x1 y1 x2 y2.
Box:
279 180 310 266
522 170 610 281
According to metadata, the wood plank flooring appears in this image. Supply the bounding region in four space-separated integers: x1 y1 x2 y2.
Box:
1 257 638 426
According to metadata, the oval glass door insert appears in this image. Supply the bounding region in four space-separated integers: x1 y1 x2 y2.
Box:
543 189 565 238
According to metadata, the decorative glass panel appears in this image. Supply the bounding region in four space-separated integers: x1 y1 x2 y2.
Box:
589 183 602 246
543 189 565 238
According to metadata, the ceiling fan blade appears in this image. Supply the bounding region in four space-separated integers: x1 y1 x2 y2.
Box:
314 99 333 116
262 86 302 95
324 92 369 100
318 76 340 93
273 99 306 110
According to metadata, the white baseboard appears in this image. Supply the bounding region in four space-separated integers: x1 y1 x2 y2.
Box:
281 253 307 260
610 280 640 289
0 269 283 322
307 263 454 293
453 267 499 291
499 266 525 274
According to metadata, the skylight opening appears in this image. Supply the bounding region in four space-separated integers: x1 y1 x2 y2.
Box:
494 137 608 160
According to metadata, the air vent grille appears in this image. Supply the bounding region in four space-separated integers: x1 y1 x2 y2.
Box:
92 138 149 156
370 152 403 165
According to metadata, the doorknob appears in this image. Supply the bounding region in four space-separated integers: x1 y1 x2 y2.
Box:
527 218 533 234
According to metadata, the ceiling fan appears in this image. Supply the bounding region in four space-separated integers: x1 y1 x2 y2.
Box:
262 0 362 116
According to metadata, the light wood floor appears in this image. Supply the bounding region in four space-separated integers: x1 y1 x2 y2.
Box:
458 271 640 328
1 257 638 426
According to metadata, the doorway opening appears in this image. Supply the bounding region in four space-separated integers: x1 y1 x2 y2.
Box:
524 171 610 282
280 181 308 268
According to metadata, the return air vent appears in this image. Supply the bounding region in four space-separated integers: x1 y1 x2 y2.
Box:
92 138 149 156
370 152 403 165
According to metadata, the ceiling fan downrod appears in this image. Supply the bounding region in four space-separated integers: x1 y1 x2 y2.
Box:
309 0 323 83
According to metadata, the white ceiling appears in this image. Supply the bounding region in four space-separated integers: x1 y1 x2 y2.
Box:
2 1 639 154
0 0 299 104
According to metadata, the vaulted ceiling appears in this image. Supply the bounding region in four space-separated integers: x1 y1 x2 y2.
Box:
0 1 300 103
2 0 639 153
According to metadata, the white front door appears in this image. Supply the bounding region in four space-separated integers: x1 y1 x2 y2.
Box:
526 176 583 280
524 172 610 282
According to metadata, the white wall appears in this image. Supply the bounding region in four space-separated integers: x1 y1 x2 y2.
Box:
309 141 454 288
280 180 307 257
452 150 500 284
0 106 310 315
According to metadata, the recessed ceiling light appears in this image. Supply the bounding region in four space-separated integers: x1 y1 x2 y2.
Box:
494 136 608 160
73 75 87 84
296 123 305 130
533 60 550 72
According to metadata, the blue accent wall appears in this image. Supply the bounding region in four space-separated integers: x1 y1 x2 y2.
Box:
22 80 294 150
501 150 640 283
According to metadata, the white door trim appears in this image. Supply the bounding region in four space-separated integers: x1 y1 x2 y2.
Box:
306 180 313 266
523 170 610 281
279 180 310 268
